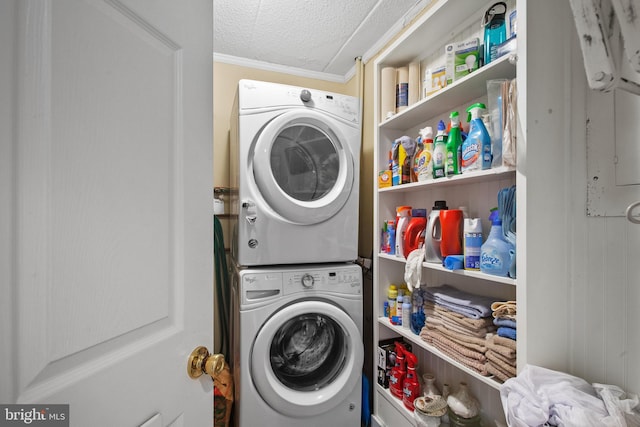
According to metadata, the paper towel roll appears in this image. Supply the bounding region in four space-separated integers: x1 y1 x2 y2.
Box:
380 67 396 121
396 66 409 112
408 62 421 105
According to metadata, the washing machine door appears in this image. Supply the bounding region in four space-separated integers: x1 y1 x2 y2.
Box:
252 110 355 225
251 300 363 417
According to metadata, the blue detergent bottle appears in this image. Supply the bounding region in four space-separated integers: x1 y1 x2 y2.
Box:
480 209 514 277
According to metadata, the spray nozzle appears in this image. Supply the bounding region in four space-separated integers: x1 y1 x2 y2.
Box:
405 351 417 368
419 126 433 140
437 120 446 133
489 208 502 225
449 111 460 127
466 102 487 122
394 342 406 359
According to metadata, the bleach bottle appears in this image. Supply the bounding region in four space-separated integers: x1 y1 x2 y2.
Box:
480 209 514 277
462 103 492 172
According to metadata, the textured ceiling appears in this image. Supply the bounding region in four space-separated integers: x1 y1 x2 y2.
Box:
213 0 426 81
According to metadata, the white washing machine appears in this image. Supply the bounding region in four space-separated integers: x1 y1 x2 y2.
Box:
229 79 361 267
231 263 363 427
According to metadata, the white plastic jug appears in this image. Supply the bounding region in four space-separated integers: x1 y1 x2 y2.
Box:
425 201 447 263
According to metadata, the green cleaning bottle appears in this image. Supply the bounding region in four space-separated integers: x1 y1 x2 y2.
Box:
445 111 462 176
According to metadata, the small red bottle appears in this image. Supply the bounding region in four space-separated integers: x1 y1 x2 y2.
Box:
389 343 406 399
402 351 420 410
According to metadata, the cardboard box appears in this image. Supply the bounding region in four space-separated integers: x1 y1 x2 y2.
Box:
376 338 412 388
378 170 392 188
445 43 455 85
424 65 447 97
454 38 480 80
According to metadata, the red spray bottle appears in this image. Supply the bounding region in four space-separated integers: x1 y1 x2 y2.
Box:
389 342 406 399
402 351 420 410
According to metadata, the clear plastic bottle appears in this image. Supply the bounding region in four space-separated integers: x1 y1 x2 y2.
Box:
402 295 411 329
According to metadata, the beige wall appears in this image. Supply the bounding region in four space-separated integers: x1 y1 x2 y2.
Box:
213 61 374 257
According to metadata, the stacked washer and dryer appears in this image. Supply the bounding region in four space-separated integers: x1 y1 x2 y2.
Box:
228 80 364 427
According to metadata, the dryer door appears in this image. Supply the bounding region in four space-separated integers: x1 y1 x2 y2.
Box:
251 300 363 416
252 110 355 224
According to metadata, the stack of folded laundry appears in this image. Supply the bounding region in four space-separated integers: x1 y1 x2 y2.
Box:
485 300 517 381
419 284 497 376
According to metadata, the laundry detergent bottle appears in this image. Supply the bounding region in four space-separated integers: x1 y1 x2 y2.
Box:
462 103 492 172
403 208 427 257
389 342 407 399
425 200 448 263
402 351 420 410
395 206 412 258
445 111 462 177
480 210 514 277
432 120 447 179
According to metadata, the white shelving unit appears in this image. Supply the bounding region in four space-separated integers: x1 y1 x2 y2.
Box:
372 1 520 426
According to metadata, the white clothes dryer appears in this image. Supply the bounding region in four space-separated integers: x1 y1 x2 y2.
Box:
230 79 361 266
231 263 363 427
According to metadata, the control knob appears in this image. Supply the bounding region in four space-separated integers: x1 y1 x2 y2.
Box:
301 273 315 288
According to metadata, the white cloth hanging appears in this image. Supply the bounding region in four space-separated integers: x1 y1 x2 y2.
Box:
404 246 425 292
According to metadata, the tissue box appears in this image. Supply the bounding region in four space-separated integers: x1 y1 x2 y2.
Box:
454 38 480 80
377 338 412 388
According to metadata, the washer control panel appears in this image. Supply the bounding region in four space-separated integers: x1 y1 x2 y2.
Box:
282 264 361 295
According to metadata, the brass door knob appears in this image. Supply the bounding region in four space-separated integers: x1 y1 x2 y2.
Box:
187 346 226 379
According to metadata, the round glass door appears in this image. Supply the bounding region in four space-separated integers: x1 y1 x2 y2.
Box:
251 300 363 416
252 110 354 224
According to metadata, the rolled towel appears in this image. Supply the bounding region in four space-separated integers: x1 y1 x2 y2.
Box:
424 329 487 363
486 351 517 376
486 334 516 358
432 324 487 352
436 305 495 329
426 316 493 338
497 326 517 340
430 339 490 376
486 361 513 382
491 300 516 318
486 349 516 366
493 317 517 329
